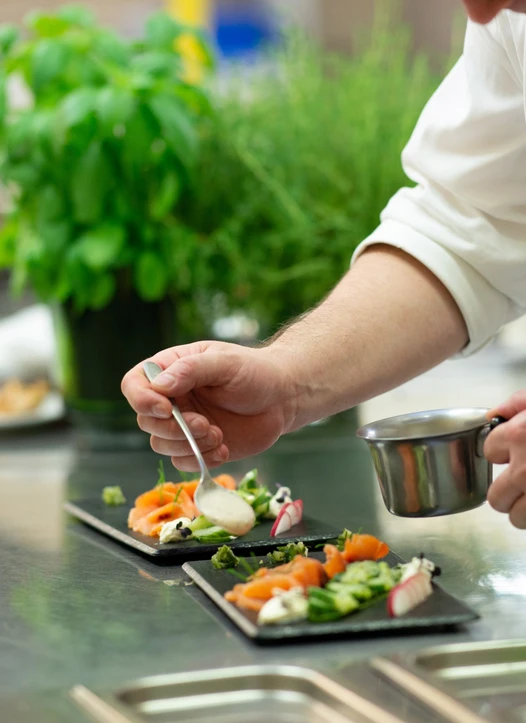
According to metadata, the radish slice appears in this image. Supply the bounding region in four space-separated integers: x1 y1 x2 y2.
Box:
270 500 303 536
387 571 433 617
288 500 303 526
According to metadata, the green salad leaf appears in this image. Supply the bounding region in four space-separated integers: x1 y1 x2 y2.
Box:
211 545 239 570
267 541 308 565
102 485 126 506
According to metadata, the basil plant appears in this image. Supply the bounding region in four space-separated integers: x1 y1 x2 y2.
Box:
0 5 215 312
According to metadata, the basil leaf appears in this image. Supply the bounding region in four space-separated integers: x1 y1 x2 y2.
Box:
70 142 112 224
75 224 125 270
135 251 169 301
0 25 19 56
89 273 116 310
96 87 135 133
58 88 97 131
150 171 180 220
25 12 71 38
149 93 197 171
0 71 6 124
57 5 95 28
145 12 183 50
31 39 69 94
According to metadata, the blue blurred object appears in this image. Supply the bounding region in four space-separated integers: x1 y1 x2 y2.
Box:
213 0 278 61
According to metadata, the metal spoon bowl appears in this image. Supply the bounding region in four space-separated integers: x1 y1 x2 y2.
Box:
142 362 255 536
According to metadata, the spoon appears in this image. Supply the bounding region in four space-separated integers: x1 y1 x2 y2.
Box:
143 361 255 536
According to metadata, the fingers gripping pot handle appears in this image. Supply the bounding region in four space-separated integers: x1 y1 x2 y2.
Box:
476 416 508 458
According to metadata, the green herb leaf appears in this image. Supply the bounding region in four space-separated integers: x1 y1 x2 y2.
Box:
135 251 169 301
58 88 97 131
336 529 354 552
150 171 180 220
57 5 95 28
149 94 197 171
31 39 69 94
238 556 258 577
157 459 167 486
0 25 19 56
267 541 308 565
0 71 7 124
25 12 71 38
96 87 135 133
93 31 130 66
75 224 125 271
145 12 183 50
70 143 112 224
171 485 183 510
211 545 240 570
0 218 17 268
89 273 116 310
102 485 126 506
132 50 182 78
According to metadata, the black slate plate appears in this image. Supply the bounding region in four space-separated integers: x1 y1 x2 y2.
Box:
64 499 340 560
182 552 479 643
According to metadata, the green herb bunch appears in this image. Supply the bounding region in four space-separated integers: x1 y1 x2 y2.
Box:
0 5 214 314
176 8 442 335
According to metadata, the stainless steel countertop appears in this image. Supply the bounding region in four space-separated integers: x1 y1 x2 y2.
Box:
1 414 525 721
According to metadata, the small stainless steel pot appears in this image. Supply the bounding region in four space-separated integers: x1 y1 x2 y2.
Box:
356 408 506 517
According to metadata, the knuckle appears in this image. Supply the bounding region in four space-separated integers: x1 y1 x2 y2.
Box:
507 416 526 444
487 490 507 513
150 436 161 453
512 463 526 484
509 509 526 530
510 389 526 408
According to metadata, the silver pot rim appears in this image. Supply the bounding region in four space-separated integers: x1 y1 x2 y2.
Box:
356 407 491 442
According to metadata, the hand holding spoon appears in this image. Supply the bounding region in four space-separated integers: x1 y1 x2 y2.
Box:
143 362 255 536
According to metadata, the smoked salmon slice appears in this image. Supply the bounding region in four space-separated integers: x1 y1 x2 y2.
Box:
342 534 389 563
224 555 327 611
323 544 346 578
132 489 198 537
127 474 237 537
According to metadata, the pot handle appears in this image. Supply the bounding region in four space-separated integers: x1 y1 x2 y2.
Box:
476 415 507 458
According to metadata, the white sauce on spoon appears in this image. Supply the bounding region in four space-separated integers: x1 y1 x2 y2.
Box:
195 488 256 536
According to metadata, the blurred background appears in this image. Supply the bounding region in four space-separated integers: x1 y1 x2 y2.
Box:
0 0 524 442
0 1 461 59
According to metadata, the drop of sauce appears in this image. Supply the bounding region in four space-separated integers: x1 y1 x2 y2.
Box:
196 488 256 536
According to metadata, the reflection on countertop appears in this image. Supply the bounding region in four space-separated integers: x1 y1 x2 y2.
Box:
0 341 525 722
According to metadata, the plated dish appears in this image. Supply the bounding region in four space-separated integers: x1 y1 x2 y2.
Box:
64 465 340 560
183 535 479 642
123 464 305 545
0 378 65 430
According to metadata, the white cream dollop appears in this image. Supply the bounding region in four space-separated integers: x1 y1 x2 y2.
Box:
267 486 292 519
159 517 193 544
257 587 308 625
400 556 436 583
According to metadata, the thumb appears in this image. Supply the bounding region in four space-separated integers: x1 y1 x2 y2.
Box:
150 352 238 397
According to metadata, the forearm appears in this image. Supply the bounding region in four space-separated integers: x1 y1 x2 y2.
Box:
268 246 469 431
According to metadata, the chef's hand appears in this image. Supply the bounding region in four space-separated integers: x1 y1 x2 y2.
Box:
121 341 297 472
485 391 526 529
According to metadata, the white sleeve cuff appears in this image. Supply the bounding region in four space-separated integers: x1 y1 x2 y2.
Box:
352 219 514 357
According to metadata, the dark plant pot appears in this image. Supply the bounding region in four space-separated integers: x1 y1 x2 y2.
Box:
52 290 178 448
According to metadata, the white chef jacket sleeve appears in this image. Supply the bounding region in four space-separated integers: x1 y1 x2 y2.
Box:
352 15 526 356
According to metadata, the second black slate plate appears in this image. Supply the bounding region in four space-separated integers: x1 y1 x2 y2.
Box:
182 552 479 643
64 499 340 560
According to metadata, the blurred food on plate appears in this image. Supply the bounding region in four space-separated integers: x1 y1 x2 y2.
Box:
0 378 50 416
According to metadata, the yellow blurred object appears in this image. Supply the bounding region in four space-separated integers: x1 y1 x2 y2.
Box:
167 0 211 26
166 0 212 84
